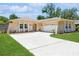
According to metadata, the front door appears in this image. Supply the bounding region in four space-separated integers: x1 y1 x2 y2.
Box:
33 24 37 31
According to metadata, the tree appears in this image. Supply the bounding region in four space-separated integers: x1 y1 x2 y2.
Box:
42 4 78 20
42 3 62 18
61 8 78 20
54 7 61 17
39 3 78 20
9 14 18 19
76 16 79 20
37 15 45 20
0 16 8 23
42 3 55 18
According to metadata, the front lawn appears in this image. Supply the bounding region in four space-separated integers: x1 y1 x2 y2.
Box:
50 32 79 43
0 34 33 56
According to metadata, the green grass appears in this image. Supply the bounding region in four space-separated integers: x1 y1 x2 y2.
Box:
50 32 79 43
0 34 34 56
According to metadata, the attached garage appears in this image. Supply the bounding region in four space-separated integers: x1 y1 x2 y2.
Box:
40 20 59 34
42 24 58 33
40 18 75 34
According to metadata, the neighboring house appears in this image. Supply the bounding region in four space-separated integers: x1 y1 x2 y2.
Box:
73 20 79 31
73 20 79 24
0 24 9 33
7 18 75 34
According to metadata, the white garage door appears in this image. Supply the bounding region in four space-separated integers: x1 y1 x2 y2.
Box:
42 24 57 32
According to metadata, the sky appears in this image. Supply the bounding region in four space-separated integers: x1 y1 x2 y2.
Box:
0 3 79 19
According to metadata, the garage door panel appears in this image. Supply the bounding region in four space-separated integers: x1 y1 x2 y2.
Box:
42 25 57 32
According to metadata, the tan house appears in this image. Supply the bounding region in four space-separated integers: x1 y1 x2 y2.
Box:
7 18 75 34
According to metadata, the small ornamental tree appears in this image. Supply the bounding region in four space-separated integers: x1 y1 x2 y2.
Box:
9 14 18 19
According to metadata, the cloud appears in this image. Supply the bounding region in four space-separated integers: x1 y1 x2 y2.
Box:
0 4 33 13
29 3 46 10
10 5 32 13
30 3 46 7
0 3 51 19
0 3 45 13
16 13 42 19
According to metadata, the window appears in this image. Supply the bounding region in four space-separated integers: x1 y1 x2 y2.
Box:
69 24 71 28
65 22 68 29
25 24 27 28
65 24 68 28
20 24 23 29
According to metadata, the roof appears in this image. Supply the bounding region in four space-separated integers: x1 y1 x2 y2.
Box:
9 18 74 24
37 18 73 22
9 18 35 21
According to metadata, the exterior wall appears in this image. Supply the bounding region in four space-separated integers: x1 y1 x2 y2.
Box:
64 21 75 32
8 20 34 33
28 25 33 31
57 21 64 34
37 23 42 31
57 20 75 34
8 21 18 33
71 22 75 31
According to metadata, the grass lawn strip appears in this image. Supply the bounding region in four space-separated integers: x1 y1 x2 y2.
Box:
0 34 34 56
50 32 79 43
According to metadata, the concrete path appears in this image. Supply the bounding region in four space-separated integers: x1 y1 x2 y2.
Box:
10 32 79 56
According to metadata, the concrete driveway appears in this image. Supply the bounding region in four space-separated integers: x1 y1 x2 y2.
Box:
10 32 79 56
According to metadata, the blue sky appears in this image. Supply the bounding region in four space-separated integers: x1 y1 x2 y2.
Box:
0 3 79 19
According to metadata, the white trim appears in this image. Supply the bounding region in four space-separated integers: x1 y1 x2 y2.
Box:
27 22 29 32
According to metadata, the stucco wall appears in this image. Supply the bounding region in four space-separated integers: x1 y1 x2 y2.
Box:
64 21 75 32
57 21 64 34
7 18 75 34
8 20 34 33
